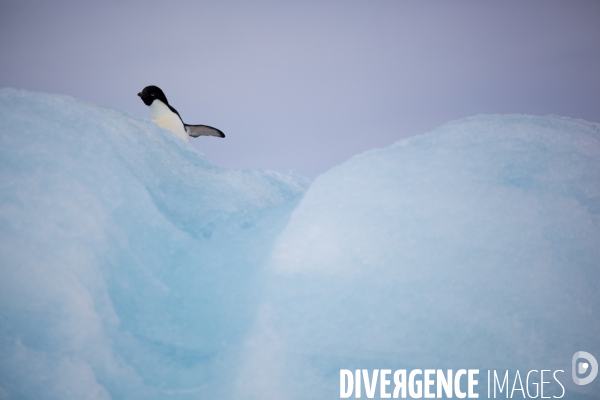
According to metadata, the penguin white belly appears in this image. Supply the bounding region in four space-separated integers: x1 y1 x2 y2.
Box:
149 100 190 142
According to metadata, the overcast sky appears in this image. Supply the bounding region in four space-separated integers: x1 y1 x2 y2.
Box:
1 0 599 178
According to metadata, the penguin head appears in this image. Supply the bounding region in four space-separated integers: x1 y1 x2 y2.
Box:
137 85 168 106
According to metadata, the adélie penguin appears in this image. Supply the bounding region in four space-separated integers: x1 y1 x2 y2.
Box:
137 85 225 142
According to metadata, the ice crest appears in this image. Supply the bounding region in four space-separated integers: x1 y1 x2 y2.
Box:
0 88 307 399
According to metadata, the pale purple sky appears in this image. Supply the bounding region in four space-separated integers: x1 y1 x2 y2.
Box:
1 0 599 178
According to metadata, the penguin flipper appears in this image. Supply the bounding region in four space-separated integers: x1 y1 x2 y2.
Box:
185 124 225 138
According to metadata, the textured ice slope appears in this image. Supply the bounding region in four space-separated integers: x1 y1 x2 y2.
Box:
0 89 308 399
245 115 600 399
1 88 599 399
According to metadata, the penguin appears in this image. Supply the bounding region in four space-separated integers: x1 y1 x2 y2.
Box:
137 85 225 142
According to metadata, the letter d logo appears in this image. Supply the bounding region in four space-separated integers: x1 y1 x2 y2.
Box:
572 351 598 385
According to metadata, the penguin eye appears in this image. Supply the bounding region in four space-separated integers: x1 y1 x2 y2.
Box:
151 93 155 96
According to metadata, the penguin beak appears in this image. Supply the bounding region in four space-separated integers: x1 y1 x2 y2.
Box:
137 92 142 97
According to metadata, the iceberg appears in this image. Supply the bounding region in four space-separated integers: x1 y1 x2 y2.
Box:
250 115 600 399
1 89 599 399
0 89 308 399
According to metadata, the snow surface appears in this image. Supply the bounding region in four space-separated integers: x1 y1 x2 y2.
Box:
1 88 599 399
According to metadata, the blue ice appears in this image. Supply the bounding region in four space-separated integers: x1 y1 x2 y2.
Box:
0 89 599 399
